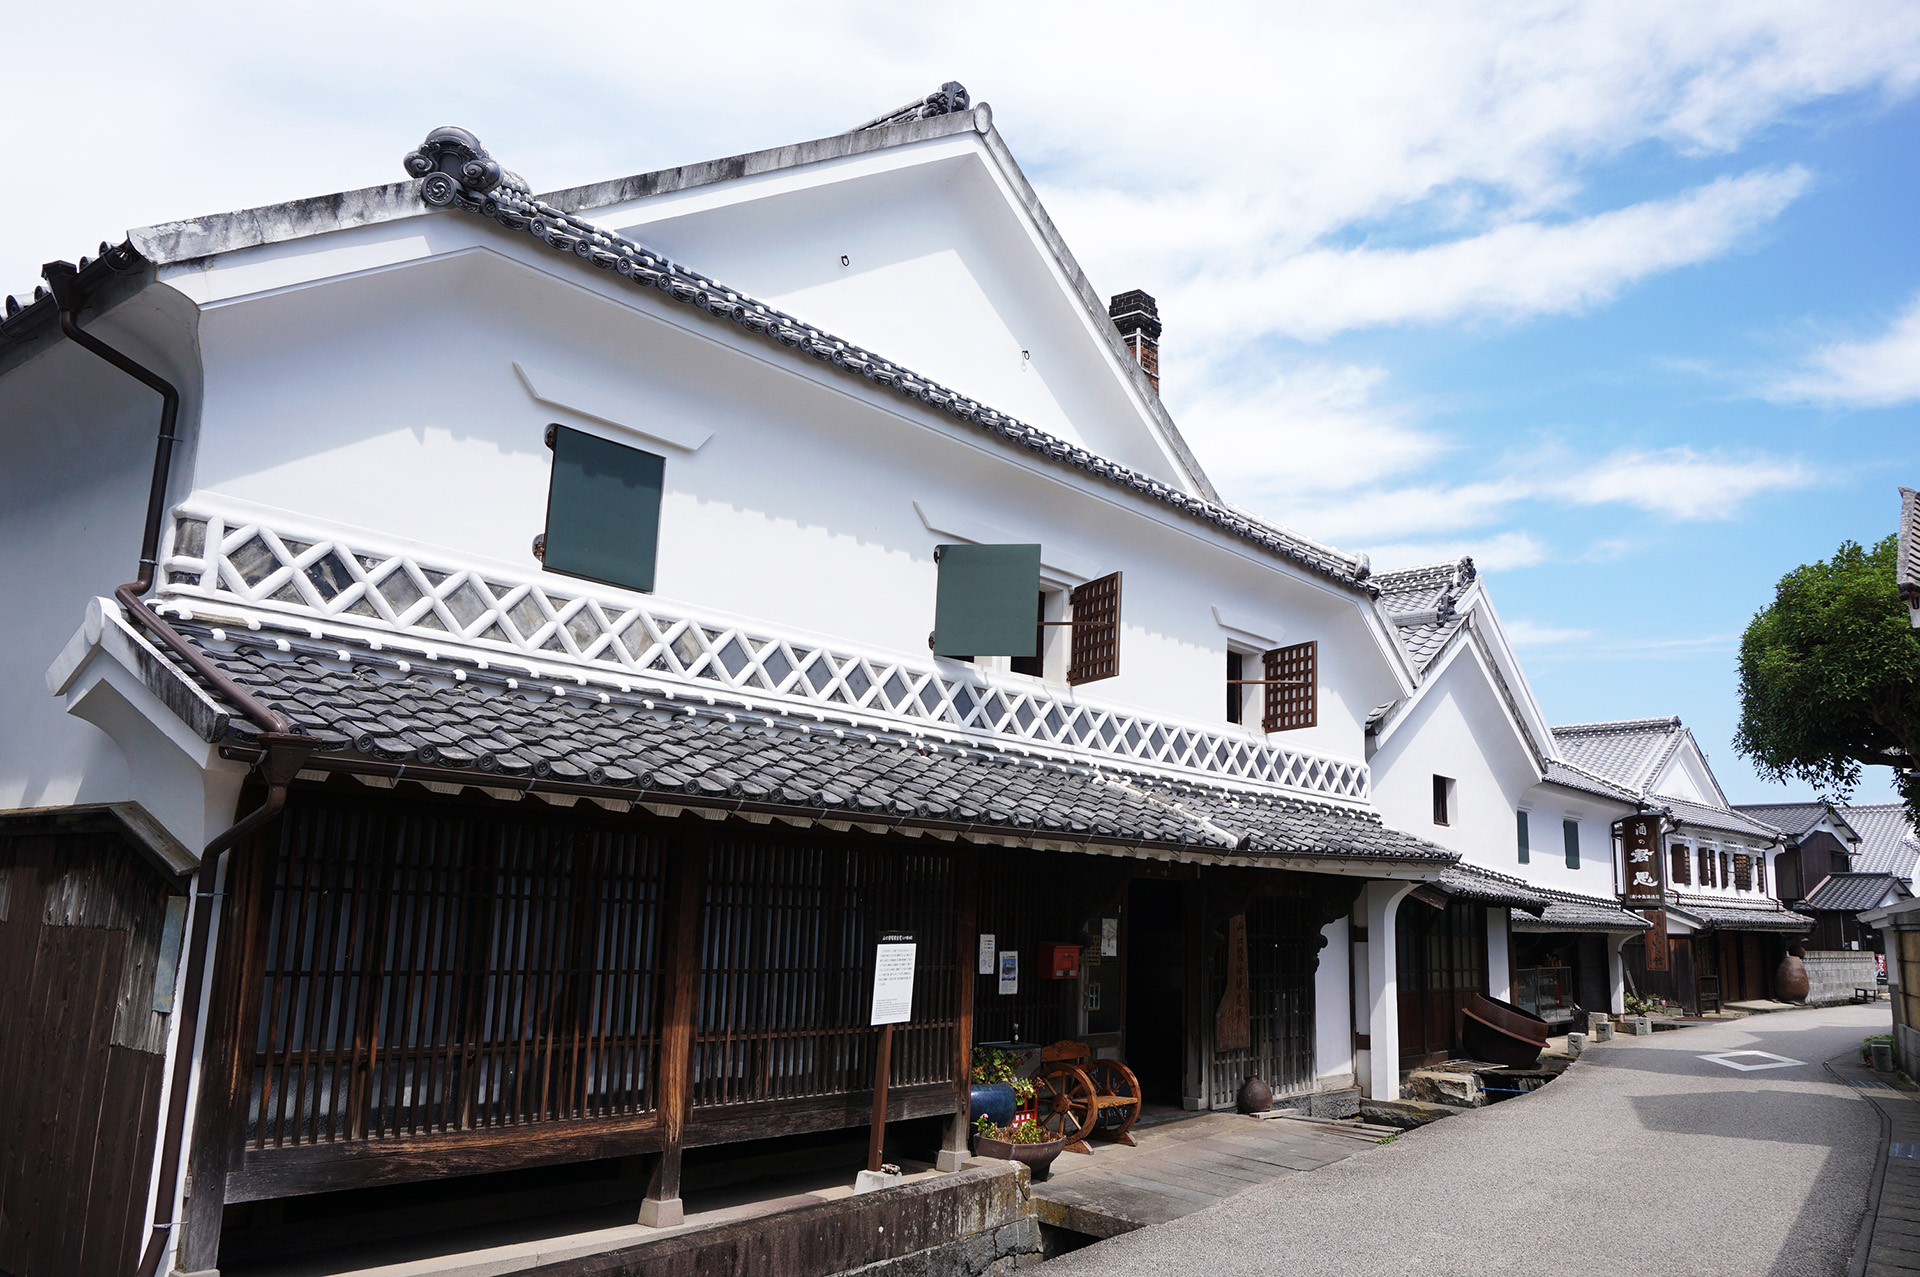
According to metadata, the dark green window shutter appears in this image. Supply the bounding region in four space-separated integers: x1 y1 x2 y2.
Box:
932 544 1040 657
543 425 664 593
1516 810 1530 864
1563 819 1580 869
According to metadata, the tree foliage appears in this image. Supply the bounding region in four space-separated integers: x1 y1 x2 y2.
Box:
1735 535 1920 825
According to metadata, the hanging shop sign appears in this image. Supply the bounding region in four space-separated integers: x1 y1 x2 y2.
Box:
1216 912 1251 1052
1621 816 1665 905
1643 909 1669 972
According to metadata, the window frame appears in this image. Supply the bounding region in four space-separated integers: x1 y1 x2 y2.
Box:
1670 844 1691 886
1562 818 1580 870
1516 809 1531 864
1432 775 1453 827
1260 640 1318 733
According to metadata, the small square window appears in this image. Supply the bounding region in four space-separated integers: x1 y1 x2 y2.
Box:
542 424 664 594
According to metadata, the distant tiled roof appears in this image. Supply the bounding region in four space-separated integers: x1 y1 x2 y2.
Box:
1899 487 1920 607
1731 802 1838 841
1541 760 1640 804
1843 803 1920 882
1374 558 1475 673
1431 863 1548 915
1512 885 1651 933
1550 717 1684 795
1667 894 1812 932
152 621 1454 865
1801 872 1910 913
1653 795 1783 842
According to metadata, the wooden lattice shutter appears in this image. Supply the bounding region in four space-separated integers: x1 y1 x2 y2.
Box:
1670 845 1690 886
1733 853 1752 891
1067 572 1121 685
1260 640 1317 732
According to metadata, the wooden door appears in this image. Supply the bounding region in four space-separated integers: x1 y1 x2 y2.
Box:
1396 897 1487 1069
1742 934 1765 1002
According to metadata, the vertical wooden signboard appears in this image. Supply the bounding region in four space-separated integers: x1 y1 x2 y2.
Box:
1215 913 1251 1052
869 932 916 1173
1621 816 1665 905
1643 909 1670 972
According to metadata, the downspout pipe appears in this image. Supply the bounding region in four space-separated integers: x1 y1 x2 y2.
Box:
40 258 310 1277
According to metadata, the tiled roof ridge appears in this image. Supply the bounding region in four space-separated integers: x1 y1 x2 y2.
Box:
1541 758 1644 803
172 620 1416 837
1551 715 1683 736
397 127 1372 592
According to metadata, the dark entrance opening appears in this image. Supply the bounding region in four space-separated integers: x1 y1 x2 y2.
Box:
1397 896 1488 1070
1125 878 1187 1105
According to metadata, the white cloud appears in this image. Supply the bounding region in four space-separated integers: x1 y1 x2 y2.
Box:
1174 168 1809 342
1543 447 1814 517
1765 293 1920 407
1502 619 1594 647
1365 531 1549 574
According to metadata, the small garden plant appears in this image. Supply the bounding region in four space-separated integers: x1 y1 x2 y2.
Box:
969 1045 1035 1103
973 1113 1052 1144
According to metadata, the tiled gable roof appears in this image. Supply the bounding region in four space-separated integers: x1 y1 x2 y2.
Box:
1374 557 1476 674
149 620 1454 866
1842 803 1920 881
398 128 1373 593
1430 863 1549 915
1731 802 1832 841
1549 717 1683 794
1800 872 1909 913
1541 760 1640 804
1651 795 1783 842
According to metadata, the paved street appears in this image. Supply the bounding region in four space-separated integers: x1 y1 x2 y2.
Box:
1044 1006 1890 1277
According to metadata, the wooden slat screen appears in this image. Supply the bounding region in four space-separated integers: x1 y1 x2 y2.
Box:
1733 853 1753 892
1261 640 1317 732
693 836 957 1109
1670 845 1691 885
1067 572 1121 685
1209 895 1317 1106
972 849 1076 1047
248 796 665 1150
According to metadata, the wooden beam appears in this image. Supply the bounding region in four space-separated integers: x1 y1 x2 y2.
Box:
940 849 977 1171
641 828 705 1228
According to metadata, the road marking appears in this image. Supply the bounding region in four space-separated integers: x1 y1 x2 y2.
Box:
1891 1143 1920 1161
1698 1050 1806 1072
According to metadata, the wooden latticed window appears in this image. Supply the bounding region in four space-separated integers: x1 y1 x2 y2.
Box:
1698 847 1713 888
1067 572 1121 685
1757 854 1767 895
1733 853 1753 891
1671 845 1691 885
1261 641 1317 733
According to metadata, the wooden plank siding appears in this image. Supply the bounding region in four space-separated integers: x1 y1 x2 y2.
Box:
0 827 177 1277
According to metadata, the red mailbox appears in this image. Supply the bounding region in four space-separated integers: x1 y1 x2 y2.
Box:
1038 942 1082 980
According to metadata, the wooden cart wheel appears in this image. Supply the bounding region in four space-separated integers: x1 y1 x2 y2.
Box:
1032 1064 1096 1153
1086 1060 1143 1146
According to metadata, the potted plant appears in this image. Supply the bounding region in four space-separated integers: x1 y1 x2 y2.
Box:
971 1114 1067 1181
969 1046 1033 1129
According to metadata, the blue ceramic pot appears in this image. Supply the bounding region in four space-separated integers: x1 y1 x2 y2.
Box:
969 1082 1017 1128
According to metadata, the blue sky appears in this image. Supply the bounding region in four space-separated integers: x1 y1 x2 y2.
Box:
9 2 1918 806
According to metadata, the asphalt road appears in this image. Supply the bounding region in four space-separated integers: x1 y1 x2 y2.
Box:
1043 1004 1889 1277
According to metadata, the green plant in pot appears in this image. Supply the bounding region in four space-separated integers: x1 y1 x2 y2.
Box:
969 1046 1032 1128
971 1114 1067 1181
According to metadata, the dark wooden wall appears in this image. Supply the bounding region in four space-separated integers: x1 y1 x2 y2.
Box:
0 825 181 1277
1396 898 1488 1069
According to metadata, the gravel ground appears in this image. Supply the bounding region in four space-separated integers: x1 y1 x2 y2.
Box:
1042 1004 1887 1277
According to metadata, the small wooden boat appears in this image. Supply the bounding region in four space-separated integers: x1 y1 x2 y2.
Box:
1460 993 1550 1068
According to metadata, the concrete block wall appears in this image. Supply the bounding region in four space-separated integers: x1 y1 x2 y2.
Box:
1803 950 1879 1005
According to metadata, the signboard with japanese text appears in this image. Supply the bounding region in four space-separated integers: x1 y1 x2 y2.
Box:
1621 816 1665 905
870 933 917 1026
978 933 996 975
998 950 1019 995
1215 913 1251 1051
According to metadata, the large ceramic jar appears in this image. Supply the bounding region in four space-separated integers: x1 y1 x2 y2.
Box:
970 1082 1017 1129
1236 1073 1273 1114
1775 949 1810 1003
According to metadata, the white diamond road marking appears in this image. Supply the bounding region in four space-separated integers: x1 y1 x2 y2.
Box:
1890 1143 1920 1160
1698 1050 1806 1072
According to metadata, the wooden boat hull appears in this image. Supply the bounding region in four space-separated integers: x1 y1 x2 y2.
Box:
1460 993 1550 1068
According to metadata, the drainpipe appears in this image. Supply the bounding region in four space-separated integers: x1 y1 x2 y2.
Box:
40 258 312 1277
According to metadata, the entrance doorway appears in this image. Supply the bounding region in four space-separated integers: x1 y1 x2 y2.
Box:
1125 878 1187 1105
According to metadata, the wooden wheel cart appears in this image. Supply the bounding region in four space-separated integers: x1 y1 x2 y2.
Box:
1031 1040 1143 1153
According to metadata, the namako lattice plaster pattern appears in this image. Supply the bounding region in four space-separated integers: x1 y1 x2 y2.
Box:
158 511 1371 804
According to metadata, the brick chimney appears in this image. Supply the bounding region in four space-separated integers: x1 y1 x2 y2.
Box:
1108 290 1162 394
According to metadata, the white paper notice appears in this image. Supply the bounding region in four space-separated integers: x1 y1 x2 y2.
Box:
998 950 1019 995
978 933 996 975
1101 918 1118 957
871 941 917 1026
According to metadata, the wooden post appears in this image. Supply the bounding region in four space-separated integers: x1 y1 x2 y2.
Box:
178 813 278 1274
867 1022 895 1173
641 830 706 1229
939 849 977 1171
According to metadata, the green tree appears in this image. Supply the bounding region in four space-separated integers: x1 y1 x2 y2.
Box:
1735 535 1920 826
